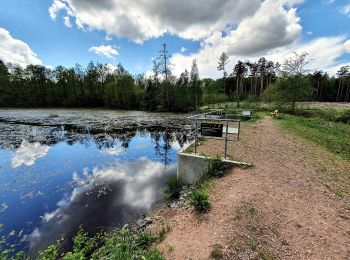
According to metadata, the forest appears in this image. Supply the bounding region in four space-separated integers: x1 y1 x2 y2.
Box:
0 44 349 112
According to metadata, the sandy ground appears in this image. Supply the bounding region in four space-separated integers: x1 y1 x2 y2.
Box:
152 118 350 259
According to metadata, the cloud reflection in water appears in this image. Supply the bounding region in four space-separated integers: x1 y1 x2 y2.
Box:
11 141 50 168
25 157 176 253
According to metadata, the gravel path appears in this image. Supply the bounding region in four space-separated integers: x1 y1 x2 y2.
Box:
155 118 350 259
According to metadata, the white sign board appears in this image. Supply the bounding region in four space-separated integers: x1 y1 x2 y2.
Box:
223 127 239 134
242 110 252 116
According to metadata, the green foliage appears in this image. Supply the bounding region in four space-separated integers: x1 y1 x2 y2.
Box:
0 233 25 260
92 228 160 259
204 157 227 179
164 177 184 199
268 75 313 113
190 189 210 213
39 239 62 260
62 229 101 260
34 227 162 260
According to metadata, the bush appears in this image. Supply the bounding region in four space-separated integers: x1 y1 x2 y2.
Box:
204 157 226 179
190 189 210 213
164 177 184 199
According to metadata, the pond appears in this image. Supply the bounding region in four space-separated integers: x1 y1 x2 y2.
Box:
0 109 190 254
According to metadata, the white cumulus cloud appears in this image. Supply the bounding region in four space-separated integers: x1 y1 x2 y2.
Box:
11 141 50 168
63 16 72 28
88 45 119 58
49 0 262 43
49 0 71 20
345 39 350 53
0 27 42 67
342 3 350 16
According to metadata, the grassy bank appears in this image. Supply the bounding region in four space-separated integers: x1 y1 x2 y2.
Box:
1 227 163 260
276 113 350 197
277 114 350 161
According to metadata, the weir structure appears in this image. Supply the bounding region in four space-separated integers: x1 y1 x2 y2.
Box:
177 109 253 184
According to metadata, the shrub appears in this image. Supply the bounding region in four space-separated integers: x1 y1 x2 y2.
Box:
164 177 184 199
204 156 226 179
190 189 210 213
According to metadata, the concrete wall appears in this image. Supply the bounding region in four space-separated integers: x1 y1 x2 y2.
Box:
177 153 209 185
177 152 251 185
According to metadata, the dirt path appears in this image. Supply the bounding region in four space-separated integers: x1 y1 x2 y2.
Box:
154 118 350 259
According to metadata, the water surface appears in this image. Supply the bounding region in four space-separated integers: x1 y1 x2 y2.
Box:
0 109 189 253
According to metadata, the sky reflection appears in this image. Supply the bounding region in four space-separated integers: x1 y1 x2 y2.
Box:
0 127 186 255
11 141 50 168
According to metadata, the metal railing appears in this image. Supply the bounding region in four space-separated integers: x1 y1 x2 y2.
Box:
188 109 247 159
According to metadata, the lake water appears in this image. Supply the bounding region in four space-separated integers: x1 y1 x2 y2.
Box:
0 109 189 254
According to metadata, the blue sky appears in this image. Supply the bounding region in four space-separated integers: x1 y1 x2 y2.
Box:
0 0 350 78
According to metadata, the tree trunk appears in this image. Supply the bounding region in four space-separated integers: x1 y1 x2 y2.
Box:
336 80 342 102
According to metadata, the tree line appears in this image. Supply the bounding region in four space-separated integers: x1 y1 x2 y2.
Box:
0 45 349 112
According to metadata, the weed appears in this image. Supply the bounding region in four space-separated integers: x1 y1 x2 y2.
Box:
281 239 289 246
210 244 224 259
204 156 227 179
248 207 256 214
158 219 171 242
239 163 254 170
259 249 276 260
248 237 257 251
167 244 174 253
36 227 163 260
190 189 210 213
164 177 184 199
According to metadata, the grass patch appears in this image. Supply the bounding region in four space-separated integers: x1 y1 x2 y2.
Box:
250 111 265 123
277 113 350 196
43 228 162 260
259 249 276 260
158 219 172 242
2 227 163 260
189 189 210 213
278 114 350 160
210 244 224 259
203 156 227 179
164 177 184 199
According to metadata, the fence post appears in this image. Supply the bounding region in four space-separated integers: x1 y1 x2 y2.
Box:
237 121 241 141
224 121 228 159
194 120 198 154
